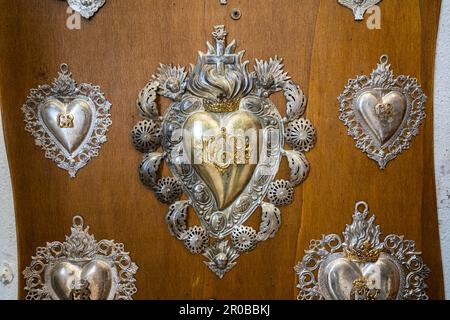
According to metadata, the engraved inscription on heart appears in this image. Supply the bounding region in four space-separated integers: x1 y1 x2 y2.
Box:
355 90 407 147
319 254 402 300
39 98 94 156
183 111 261 210
49 260 114 300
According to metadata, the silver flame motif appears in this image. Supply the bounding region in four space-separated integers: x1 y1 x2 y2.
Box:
295 201 430 300
23 216 138 300
132 25 316 278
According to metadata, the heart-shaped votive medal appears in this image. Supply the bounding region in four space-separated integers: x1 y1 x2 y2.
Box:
295 201 430 300
22 64 111 177
339 55 427 169
24 215 138 300
132 25 316 278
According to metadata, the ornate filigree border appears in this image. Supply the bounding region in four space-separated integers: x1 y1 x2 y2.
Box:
22 64 112 177
338 55 427 169
132 26 316 278
294 201 430 300
23 216 138 300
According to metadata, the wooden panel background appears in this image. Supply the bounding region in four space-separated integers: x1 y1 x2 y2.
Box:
0 0 444 299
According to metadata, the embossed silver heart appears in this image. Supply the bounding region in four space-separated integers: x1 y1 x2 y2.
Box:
49 260 114 300
183 111 262 210
39 98 95 157
355 89 407 147
318 253 404 300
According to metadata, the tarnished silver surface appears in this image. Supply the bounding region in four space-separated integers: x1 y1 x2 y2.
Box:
338 55 427 169
23 216 138 300
337 0 382 20
66 0 106 19
132 25 316 278
22 64 112 177
295 201 430 300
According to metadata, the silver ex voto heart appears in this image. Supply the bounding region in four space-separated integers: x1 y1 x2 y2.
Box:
63 0 106 19
131 25 316 278
22 64 112 177
295 201 430 300
338 55 427 169
23 216 138 300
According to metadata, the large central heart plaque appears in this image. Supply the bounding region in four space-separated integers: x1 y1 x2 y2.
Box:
338 55 427 169
132 25 316 278
22 64 112 177
23 215 138 300
295 201 430 300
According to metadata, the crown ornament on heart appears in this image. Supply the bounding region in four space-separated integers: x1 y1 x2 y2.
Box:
132 25 317 278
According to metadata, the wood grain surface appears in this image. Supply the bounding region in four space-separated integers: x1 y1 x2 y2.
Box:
0 0 444 299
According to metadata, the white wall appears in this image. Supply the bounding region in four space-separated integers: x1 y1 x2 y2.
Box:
0 111 18 300
0 1 449 300
435 0 450 300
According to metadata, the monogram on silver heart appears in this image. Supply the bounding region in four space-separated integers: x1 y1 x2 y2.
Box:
337 0 382 20
295 201 430 300
22 64 112 177
338 55 427 169
65 0 106 19
23 215 138 300
132 25 316 278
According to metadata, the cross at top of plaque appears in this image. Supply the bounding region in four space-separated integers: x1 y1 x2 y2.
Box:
205 25 238 75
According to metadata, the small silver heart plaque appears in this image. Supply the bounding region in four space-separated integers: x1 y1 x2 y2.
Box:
23 215 138 300
22 64 112 177
295 201 430 300
338 55 427 169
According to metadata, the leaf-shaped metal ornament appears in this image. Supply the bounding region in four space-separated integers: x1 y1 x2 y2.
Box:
137 80 159 120
132 25 316 278
167 201 189 240
23 216 138 300
284 80 307 122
